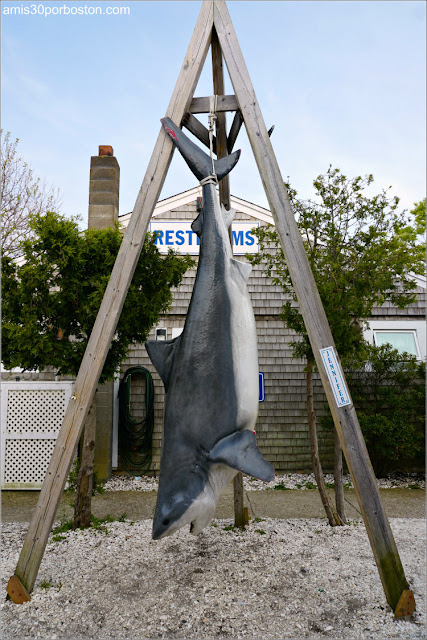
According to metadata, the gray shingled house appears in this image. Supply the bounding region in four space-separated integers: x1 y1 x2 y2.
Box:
2 188 425 488
116 188 426 476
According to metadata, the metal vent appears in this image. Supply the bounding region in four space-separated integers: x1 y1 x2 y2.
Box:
1 382 73 490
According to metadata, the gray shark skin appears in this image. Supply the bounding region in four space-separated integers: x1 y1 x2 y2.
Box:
146 117 274 540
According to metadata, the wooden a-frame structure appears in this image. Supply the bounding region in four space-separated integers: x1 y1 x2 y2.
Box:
8 1 415 617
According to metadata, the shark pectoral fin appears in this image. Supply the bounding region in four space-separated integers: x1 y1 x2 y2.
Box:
230 258 252 283
221 204 235 229
145 335 180 391
209 431 274 482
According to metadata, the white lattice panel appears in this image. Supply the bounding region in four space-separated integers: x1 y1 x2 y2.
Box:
6 390 67 433
4 439 56 484
1 382 73 490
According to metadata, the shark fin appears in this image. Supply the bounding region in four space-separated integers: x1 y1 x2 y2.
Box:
213 151 241 182
230 258 252 283
209 430 274 482
191 212 203 237
161 117 240 183
145 335 181 392
221 204 235 229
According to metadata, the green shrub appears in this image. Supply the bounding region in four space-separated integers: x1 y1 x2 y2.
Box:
320 344 425 476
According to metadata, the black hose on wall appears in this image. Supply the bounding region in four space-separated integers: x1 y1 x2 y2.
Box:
118 366 155 476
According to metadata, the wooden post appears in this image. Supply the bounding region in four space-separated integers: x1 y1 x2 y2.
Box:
212 23 246 529
8 1 214 602
214 0 413 611
334 427 347 524
212 26 231 211
73 397 96 529
233 473 246 528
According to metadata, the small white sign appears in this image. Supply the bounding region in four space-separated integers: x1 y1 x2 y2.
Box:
149 221 259 256
319 347 352 408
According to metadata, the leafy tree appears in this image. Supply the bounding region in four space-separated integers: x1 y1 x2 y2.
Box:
320 344 425 477
1 130 61 259
409 198 426 237
1 210 194 379
2 210 194 527
248 166 424 524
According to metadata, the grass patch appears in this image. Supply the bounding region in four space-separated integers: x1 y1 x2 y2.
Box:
408 484 422 490
304 481 316 489
273 483 289 491
51 512 128 540
255 529 266 535
39 580 62 591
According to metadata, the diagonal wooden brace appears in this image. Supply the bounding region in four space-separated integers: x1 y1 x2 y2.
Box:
213 0 414 612
9 1 214 601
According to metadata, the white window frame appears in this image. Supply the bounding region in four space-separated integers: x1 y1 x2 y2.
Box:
364 320 425 360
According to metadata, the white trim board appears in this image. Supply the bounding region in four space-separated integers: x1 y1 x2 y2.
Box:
118 187 274 227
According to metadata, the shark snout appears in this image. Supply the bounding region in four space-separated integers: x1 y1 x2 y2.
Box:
152 513 173 540
152 495 189 540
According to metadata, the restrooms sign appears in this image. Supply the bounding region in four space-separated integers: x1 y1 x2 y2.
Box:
149 221 259 255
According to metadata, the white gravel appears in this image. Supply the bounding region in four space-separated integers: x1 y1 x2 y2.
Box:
103 473 425 492
2 517 425 640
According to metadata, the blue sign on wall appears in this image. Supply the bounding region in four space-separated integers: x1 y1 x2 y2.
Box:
149 221 259 256
259 372 265 402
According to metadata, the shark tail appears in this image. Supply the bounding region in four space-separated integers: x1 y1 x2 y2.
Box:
161 117 240 183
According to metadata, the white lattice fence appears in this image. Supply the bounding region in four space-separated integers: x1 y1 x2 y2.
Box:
1 382 73 489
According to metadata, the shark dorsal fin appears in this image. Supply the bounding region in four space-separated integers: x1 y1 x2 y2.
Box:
145 335 181 392
191 212 203 237
221 204 235 229
209 430 274 482
230 258 252 283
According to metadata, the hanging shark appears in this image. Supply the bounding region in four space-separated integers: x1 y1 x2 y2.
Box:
146 117 274 540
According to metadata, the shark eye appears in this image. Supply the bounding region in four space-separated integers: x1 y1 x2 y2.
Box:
163 518 170 526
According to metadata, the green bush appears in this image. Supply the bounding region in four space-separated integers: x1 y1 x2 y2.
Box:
320 344 425 476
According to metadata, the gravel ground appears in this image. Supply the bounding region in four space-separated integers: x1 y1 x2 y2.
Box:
2 516 425 640
103 472 426 493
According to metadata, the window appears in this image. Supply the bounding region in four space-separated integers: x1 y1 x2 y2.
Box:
373 330 420 358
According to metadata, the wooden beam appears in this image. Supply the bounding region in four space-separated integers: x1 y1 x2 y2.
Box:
182 112 217 154
211 24 245 526
9 0 215 602
212 26 231 210
227 109 244 152
214 0 413 612
189 94 238 113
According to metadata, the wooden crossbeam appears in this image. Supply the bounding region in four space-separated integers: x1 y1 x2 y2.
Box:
213 0 413 612
182 112 217 154
189 94 238 113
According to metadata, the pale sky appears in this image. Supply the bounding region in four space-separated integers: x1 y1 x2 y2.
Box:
2 1 426 227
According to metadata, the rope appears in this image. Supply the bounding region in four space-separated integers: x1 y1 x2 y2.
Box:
199 94 219 188
118 366 155 476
